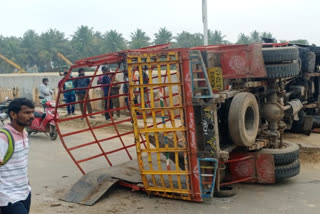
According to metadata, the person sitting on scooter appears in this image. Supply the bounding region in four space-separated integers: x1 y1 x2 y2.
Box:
39 78 53 102
58 72 76 116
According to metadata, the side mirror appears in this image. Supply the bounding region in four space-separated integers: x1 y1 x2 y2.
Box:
39 96 44 99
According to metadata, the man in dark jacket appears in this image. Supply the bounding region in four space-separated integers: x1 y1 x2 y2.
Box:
101 66 113 120
58 72 76 116
74 68 95 119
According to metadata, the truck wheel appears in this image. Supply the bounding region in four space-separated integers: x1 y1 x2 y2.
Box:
308 46 320 56
291 45 320 66
262 47 299 64
258 141 299 165
308 46 320 66
275 159 300 180
228 92 259 147
265 62 300 78
299 47 316 73
214 185 239 198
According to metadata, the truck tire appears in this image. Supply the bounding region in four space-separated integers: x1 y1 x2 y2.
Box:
275 159 300 180
265 62 300 78
258 141 299 165
308 46 320 56
228 92 259 147
308 47 320 66
262 47 299 64
299 47 316 73
214 185 239 198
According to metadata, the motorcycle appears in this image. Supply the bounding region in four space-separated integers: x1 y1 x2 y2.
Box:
0 97 12 124
26 96 59 140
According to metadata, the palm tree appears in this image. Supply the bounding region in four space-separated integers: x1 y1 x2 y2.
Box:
21 30 40 69
92 31 104 56
71 25 97 59
261 32 274 39
38 29 71 71
250 30 261 43
102 30 127 53
129 29 150 49
208 30 226 45
236 33 250 44
154 27 173 45
174 31 203 48
193 33 204 46
0 36 27 73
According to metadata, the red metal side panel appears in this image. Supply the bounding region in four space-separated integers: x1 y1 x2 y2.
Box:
229 153 255 183
220 44 267 79
180 50 202 202
255 153 275 184
205 44 267 79
228 152 275 184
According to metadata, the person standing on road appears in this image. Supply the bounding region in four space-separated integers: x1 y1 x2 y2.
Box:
123 72 129 109
110 72 121 118
39 78 53 102
59 66 69 76
58 72 76 116
97 66 110 115
101 66 113 120
74 68 95 119
0 98 35 214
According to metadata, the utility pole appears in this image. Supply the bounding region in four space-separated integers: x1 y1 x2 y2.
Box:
202 0 208 45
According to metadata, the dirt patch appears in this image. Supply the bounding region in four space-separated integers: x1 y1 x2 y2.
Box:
300 150 320 169
283 132 320 147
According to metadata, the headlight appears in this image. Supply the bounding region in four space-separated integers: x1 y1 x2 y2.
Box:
50 102 56 107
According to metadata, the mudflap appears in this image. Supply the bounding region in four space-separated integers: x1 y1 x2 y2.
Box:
228 152 275 184
61 159 143 206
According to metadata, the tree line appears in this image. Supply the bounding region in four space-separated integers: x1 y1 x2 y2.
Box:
0 26 310 73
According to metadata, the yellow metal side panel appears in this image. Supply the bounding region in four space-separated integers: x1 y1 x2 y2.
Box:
127 52 192 200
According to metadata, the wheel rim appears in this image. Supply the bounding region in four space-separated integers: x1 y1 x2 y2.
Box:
245 105 255 135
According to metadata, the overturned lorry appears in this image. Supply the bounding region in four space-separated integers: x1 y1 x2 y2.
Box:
56 42 320 203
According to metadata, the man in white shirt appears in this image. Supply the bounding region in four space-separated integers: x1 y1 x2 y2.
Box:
39 78 53 101
0 98 34 214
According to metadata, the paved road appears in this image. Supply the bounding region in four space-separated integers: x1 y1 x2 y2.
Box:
28 134 320 214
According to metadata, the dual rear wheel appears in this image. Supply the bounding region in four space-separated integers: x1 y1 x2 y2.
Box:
228 92 300 182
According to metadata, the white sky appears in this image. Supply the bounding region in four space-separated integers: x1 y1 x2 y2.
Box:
1 0 320 44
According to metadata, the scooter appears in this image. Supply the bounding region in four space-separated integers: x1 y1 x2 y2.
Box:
0 97 12 124
26 96 59 140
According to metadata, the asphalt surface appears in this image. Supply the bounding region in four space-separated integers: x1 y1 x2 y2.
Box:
27 133 320 214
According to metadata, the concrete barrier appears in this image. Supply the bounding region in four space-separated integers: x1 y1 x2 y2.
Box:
0 73 63 100
0 87 20 102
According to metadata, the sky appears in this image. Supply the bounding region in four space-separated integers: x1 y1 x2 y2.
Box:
1 0 320 44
